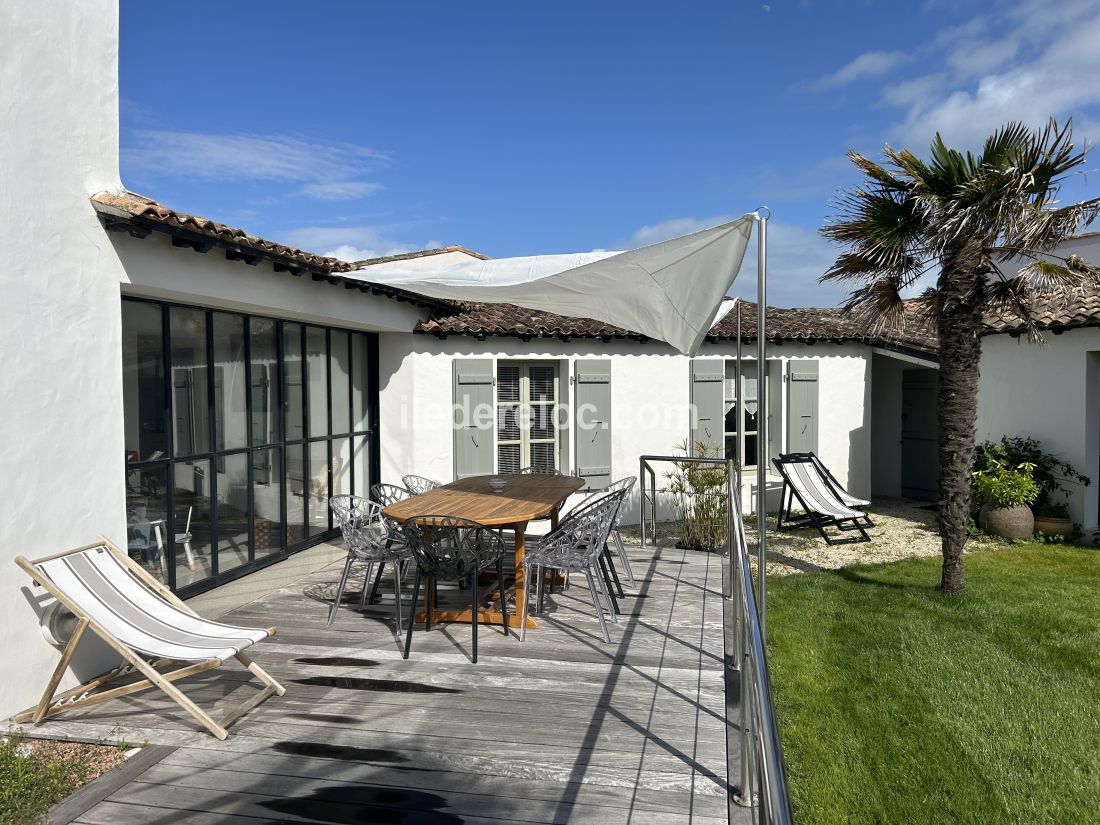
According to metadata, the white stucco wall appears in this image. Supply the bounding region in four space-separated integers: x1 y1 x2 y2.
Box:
378 335 874 521
117 232 426 333
978 326 1100 530
0 0 128 716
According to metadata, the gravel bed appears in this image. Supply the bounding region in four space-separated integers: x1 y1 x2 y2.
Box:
622 497 999 576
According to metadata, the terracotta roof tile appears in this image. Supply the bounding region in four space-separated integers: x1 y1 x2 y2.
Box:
983 284 1100 334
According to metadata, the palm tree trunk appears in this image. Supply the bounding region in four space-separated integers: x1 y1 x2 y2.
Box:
936 253 985 595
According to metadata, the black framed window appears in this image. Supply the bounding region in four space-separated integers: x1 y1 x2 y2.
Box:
121 297 379 596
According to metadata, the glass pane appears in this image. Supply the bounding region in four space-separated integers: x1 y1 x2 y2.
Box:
744 407 759 433
744 434 759 466
306 327 328 438
169 307 209 456
308 440 330 536
351 334 371 432
332 437 352 496
497 404 520 441
213 313 247 452
286 444 307 546
530 404 556 440
330 330 351 435
743 373 759 400
253 448 283 559
352 435 371 497
497 364 520 403
498 443 521 475
284 323 304 442
250 318 280 446
122 301 167 462
217 452 250 573
125 466 168 585
724 404 739 434
530 442 556 473
725 435 738 462
172 460 212 589
529 365 556 401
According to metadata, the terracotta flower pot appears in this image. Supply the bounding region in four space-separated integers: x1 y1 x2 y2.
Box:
979 503 1035 540
1033 516 1073 537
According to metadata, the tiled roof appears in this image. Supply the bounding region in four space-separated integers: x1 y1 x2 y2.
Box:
983 285 1100 335
355 246 490 265
416 302 647 340
92 190 354 272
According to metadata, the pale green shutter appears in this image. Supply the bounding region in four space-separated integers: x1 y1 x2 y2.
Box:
453 359 494 479
574 359 611 491
690 359 724 457
787 361 818 454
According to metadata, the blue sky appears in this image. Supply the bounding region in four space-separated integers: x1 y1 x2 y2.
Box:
119 0 1100 307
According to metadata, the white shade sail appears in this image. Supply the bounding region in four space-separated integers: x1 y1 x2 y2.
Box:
351 215 756 356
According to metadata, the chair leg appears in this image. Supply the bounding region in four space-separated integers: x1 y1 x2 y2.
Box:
470 573 479 664
358 562 376 608
536 562 546 615
603 544 625 598
404 567 422 660
368 561 386 605
585 569 611 643
183 539 195 570
425 577 434 632
496 558 509 638
593 560 618 624
327 554 356 626
392 562 403 635
597 554 620 616
613 531 636 588
519 564 533 642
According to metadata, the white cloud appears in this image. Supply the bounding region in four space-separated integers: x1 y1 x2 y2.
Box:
296 181 385 201
624 215 733 248
884 1 1100 150
124 130 388 199
804 50 909 92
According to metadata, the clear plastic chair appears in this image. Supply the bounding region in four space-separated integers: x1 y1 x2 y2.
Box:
520 488 626 643
578 477 637 588
371 482 410 508
328 495 413 632
401 516 509 663
402 474 441 496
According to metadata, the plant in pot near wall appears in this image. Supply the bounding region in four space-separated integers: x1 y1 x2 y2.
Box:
1034 499 1074 537
972 460 1039 540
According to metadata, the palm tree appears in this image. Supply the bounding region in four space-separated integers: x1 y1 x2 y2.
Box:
822 120 1100 594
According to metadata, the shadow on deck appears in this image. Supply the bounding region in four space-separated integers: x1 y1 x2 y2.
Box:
27 540 738 825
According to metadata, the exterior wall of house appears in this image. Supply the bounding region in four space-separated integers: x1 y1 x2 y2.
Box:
378 334 874 521
115 232 425 333
0 0 130 717
977 325 1100 531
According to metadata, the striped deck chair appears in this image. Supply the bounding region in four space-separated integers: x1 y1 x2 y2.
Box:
772 455 871 544
808 452 872 520
13 536 284 739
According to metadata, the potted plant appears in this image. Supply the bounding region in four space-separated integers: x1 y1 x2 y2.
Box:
666 440 729 551
972 460 1039 540
1034 499 1073 537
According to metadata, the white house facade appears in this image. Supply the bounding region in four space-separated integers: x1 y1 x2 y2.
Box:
3 0 1099 723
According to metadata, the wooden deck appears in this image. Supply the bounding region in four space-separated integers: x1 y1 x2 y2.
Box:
31 539 743 825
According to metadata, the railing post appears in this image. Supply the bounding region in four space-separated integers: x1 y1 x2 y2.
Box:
639 457 647 548
736 606 754 808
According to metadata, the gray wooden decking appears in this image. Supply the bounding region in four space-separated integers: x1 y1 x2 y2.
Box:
30 539 741 825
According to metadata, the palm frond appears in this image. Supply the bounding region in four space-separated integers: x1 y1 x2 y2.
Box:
985 276 1042 342
841 277 906 330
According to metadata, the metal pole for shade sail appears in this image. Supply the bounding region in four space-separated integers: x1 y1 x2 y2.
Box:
755 208 769 638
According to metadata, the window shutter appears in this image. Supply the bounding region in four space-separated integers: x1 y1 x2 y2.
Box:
453 359 495 480
690 359 724 457
787 361 818 454
574 359 611 491
557 359 570 476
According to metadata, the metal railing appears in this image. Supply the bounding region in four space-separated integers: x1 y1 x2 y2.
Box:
639 455 793 825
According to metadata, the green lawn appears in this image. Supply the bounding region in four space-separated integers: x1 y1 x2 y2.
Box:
767 544 1100 825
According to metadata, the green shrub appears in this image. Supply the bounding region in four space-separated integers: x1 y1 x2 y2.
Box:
971 459 1039 509
0 735 93 824
665 440 729 550
974 436 1089 512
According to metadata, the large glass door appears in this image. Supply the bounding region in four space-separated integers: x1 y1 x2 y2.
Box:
122 298 379 596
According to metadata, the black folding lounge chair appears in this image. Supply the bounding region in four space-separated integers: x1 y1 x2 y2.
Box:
772 454 871 544
808 452 873 527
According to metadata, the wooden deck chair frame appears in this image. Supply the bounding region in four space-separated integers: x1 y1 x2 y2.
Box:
12 536 285 740
772 456 871 545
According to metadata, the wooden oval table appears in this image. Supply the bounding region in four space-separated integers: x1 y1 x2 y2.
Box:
383 473 585 629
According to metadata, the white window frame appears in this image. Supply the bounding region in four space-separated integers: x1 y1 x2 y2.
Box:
496 361 560 473
724 359 766 470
